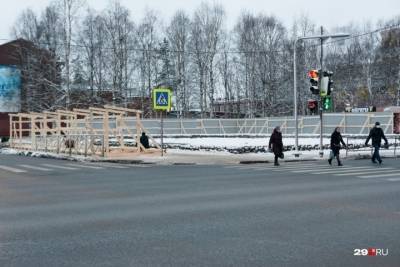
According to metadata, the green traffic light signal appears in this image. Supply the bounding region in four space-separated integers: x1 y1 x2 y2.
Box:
322 96 332 111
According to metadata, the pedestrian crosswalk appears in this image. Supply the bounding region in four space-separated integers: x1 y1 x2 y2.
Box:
224 162 400 182
0 165 28 173
41 163 79 170
0 162 148 174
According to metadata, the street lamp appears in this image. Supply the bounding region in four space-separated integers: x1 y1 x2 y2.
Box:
293 31 350 156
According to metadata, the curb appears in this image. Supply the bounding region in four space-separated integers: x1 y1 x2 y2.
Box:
89 159 147 165
239 160 270 164
284 159 319 163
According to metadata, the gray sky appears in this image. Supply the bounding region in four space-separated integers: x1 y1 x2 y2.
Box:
1 0 399 41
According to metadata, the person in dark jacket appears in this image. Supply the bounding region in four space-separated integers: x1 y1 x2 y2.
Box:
329 127 346 166
268 126 283 166
365 121 388 164
140 132 150 149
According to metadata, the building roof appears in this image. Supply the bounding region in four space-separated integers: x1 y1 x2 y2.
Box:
0 38 54 66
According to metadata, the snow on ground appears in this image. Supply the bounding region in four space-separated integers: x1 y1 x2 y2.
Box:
0 148 87 161
2 135 399 159
157 137 334 148
153 136 372 151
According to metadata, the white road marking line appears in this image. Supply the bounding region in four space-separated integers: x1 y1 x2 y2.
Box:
313 166 389 174
359 172 400 179
0 165 27 173
229 165 330 171
273 163 319 167
41 164 78 170
100 164 129 169
64 163 104 169
228 163 318 169
226 166 266 170
291 167 355 173
387 178 400 182
335 169 396 176
251 164 329 169
19 164 52 171
274 168 334 173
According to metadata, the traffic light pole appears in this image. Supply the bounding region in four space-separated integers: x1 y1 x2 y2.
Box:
293 39 299 154
293 31 350 158
319 26 324 158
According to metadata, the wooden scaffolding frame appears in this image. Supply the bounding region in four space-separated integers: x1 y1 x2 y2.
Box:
9 106 161 157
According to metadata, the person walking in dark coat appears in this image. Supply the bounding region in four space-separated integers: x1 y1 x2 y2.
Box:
268 126 283 166
365 122 388 164
140 132 150 149
329 127 346 166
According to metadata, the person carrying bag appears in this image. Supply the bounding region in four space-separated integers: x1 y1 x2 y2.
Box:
268 126 284 166
328 127 346 166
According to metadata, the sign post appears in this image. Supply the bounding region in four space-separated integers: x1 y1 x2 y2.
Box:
152 88 172 156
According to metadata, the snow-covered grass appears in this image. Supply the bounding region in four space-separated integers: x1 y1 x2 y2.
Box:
158 137 334 148
152 136 397 153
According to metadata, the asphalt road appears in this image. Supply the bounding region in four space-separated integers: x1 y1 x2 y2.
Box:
0 154 399 267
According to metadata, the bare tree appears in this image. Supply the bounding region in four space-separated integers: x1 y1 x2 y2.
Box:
167 10 191 117
291 14 319 115
191 2 225 118
136 9 160 116
103 1 135 106
56 0 85 108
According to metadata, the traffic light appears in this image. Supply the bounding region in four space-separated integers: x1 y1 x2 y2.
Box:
308 70 319 95
327 78 333 95
319 76 329 96
307 99 318 114
324 71 333 95
322 96 332 111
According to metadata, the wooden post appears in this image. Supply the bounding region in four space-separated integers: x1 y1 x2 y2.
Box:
116 114 126 151
31 115 35 151
136 112 141 153
104 111 109 157
9 115 12 147
19 115 22 142
89 110 95 155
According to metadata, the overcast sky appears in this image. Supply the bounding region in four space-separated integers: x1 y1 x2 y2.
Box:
1 0 399 41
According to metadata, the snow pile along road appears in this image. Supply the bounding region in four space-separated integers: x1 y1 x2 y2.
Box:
154 136 383 154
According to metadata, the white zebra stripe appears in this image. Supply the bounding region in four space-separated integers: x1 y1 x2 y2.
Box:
0 165 27 173
19 164 52 171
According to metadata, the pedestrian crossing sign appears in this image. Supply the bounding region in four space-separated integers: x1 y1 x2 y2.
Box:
153 88 171 111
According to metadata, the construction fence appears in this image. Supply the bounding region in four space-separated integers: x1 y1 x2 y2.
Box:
134 112 395 136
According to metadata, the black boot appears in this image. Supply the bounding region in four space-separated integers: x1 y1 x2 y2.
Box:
328 159 332 165
338 161 343 166
274 156 279 166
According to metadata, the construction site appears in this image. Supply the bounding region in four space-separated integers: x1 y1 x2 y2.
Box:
8 105 161 158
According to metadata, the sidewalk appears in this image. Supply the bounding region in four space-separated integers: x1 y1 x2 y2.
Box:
95 149 329 165
1 147 398 165
88 148 400 165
